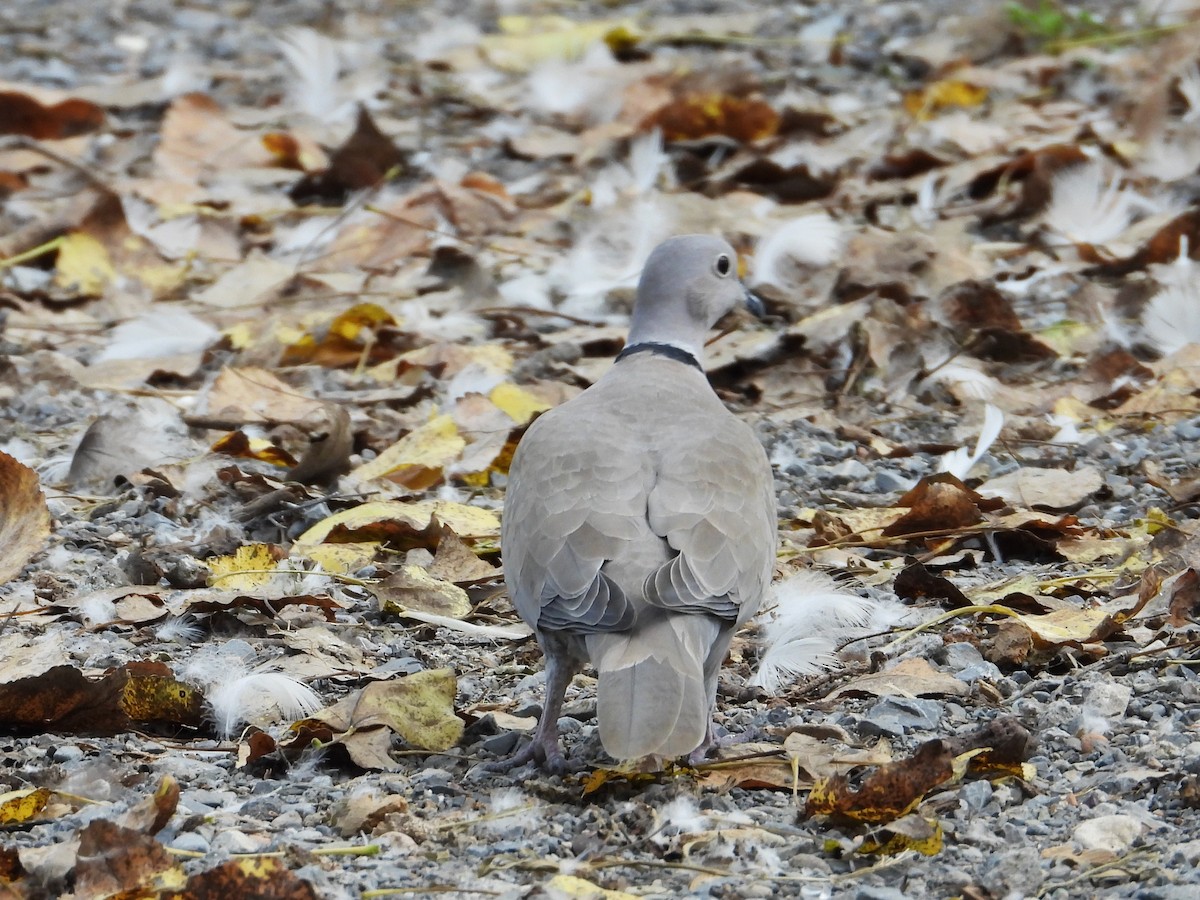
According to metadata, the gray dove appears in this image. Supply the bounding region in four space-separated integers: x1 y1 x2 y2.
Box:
498 234 777 771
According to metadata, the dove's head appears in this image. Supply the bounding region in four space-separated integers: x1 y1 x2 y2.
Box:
628 235 763 360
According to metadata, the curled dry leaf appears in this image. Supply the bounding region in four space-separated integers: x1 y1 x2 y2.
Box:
376 565 472 620
352 413 466 488
292 668 464 768
0 451 51 584
294 500 500 551
0 90 104 139
0 662 204 737
74 818 184 899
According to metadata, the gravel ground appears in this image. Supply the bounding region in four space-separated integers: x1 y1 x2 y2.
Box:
3 0 1200 898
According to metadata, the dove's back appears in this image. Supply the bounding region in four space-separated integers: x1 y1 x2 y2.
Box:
502 351 775 760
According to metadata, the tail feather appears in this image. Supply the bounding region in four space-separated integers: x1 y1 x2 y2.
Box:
588 614 719 760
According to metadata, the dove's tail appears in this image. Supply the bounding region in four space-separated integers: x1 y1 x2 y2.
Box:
587 613 723 760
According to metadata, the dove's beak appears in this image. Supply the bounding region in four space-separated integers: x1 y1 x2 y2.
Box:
744 287 766 318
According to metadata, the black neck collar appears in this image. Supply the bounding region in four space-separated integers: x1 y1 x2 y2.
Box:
614 341 702 372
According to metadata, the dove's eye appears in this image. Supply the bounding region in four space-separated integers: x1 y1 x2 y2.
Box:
714 254 732 277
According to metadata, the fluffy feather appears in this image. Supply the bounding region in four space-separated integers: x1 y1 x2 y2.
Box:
752 214 844 288
939 403 1005 481
750 570 906 694
1043 163 1140 247
184 642 321 737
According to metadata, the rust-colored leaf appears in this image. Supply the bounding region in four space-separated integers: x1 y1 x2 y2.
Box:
0 91 104 139
289 106 404 206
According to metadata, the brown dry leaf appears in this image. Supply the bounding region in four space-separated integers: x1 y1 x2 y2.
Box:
51 585 168 628
646 91 779 143
74 819 185 900
180 856 318 899
0 662 203 737
1167 568 1200 628
0 90 104 139
894 562 971 608
968 143 1089 217
351 414 466 488
290 106 404 206
118 775 180 837
543 874 641 900
0 452 51 584
1086 207 1200 276
210 431 298 468
0 845 24 882
180 590 342 623
145 92 271 208
828 657 969 701
0 788 52 826
288 404 355 485
806 738 955 823
1144 461 1200 505
332 792 409 837
428 530 500 585
295 500 500 551
979 466 1103 511
323 187 438 270
376 565 472 620
191 366 326 428
882 474 998 539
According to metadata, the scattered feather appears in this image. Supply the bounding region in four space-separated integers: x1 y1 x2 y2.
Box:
183 642 321 737
1142 279 1200 355
650 797 709 844
752 214 844 287
750 570 905 693
1179 63 1200 122
1043 163 1140 247
277 28 346 121
1141 132 1200 182
939 403 1005 480
155 615 204 645
95 309 220 362
924 361 1000 402
77 595 116 629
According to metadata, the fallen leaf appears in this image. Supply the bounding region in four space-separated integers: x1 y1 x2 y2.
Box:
0 452 51 584
376 565 472 619
0 90 104 139
979 466 1103 510
206 543 288 591
352 413 466 488
290 106 404 205
828 657 969 701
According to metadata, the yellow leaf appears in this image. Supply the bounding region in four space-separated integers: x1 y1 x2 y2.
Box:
351 413 465 486
0 787 51 825
489 382 551 425
294 500 500 550
377 564 471 619
543 875 641 900
328 302 395 342
55 232 116 295
903 80 987 120
207 543 285 591
481 16 625 72
299 541 380 575
224 322 256 350
358 668 464 751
